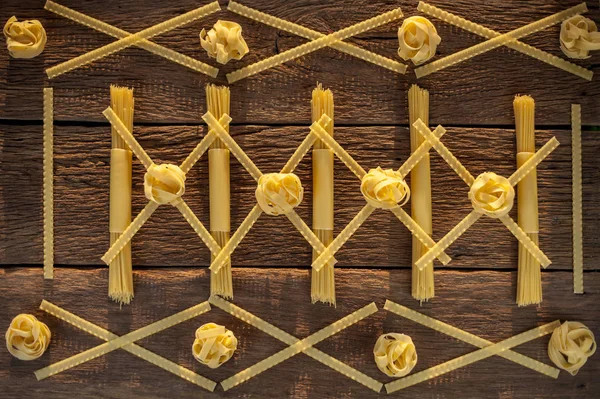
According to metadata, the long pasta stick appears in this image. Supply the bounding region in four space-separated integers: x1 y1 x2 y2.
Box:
384 300 560 378
415 3 588 78
40 301 217 390
35 301 211 380
385 320 561 393
44 1 218 78
508 138 560 186
174 199 223 256
43 88 54 279
220 302 378 391
499 215 550 267
227 1 406 74
572 104 584 294
210 296 382 391
46 1 221 78
226 8 404 83
417 2 593 81
103 107 153 169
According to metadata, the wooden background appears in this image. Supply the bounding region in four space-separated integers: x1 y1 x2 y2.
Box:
0 0 598 397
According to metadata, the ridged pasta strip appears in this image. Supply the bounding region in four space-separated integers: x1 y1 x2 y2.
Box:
227 1 406 74
44 1 219 78
179 114 231 174
39 300 216 391
499 215 551 268
226 8 404 83
417 2 593 81
46 1 221 78
209 296 382 392
397 125 445 178
385 320 561 393
35 301 211 380
384 300 560 378
174 200 223 256
416 210 483 270
413 119 474 186
285 212 337 267
508 137 560 186
279 115 330 174
415 3 588 78
103 107 153 170
220 302 378 391
572 104 584 294
43 88 54 279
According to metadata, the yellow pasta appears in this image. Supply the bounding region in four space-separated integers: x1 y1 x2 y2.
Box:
417 2 593 81
46 1 221 78
44 1 218 77
548 321 596 375
415 3 588 78
5 314 51 360
227 1 407 74
3 16 46 58
572 104 583 294
373 333 417 377
200 20 249 64
43 88 54 280
397 16 440 65
192 323 237 368
226 8 404 83
560 15 600 60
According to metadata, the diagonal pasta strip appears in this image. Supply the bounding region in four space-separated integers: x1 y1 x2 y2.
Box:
103 107 153 170
180 115 230 174
414 3 588 78
572 104 584 294
384 300 560 379
499 215 551 268
220 302 378 391
46 1 221 78
209 296 383 392
174 199 223 256
417 2 593 81
385 320 561 393
227 1 406 74
44 1 219 78
38 300 217 391
35 301 211 380
508 137 560 186
43 88 54 279
226 8 404 83
397 125 446 178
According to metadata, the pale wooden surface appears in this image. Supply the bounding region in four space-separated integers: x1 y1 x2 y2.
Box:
0 0 599 397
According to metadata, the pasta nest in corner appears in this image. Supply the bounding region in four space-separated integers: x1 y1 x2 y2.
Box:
361 167 410 209
255 173 304 216
469 172 515 218
192 323 238 369
144 164 186 205
560 15 600 59
3 16 47 59
548 321 596 376
5 314 51 361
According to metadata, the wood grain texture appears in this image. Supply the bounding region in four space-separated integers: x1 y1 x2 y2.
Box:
0 0 598 125
0 267 597 398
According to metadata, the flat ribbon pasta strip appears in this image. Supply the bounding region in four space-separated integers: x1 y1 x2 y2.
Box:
384 300 560 378
46 1 221 79
43 88 54 279
572 105 584 294
226 7 404 83
385 320 561 393
38 300 217 391
309 120 451 270
44 1 218 78
414 3 588 78
227 1 406 74
202 112 338 273
35 301 211 380
219 302 378 391
417 2 593 81
209 296 383 392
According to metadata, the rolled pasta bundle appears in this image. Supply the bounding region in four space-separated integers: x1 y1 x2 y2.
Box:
5 314 51 360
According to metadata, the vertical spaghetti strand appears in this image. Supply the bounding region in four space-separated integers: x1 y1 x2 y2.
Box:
108 85 134 305
311 84 335 306
514 95 542 306
206 84 233 299
408 85 434 302
43 88 54 279
572 104 584 294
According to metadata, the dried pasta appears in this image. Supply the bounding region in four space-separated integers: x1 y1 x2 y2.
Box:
227 1 406 74
5 314 51 361
417 2 593 81
226 7 404 83
560 15 600 59
108 86 134 305
43 88 54 280
44 1 218 77
385 320 561 393
572 104 583 294
192 323 237 368
39 300 217 391
397 16 440 65
46 1 221 78
3 16 46 58
414 3 588 78
514 95 542 306
35 301 211 380
548 321 596 375
200 20 249 64
373 333 417 377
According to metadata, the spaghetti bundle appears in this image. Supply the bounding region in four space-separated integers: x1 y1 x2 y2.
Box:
206 84 233 298
311 84 335 305
514 95 541 306
108 86 134 305
408 85 434 301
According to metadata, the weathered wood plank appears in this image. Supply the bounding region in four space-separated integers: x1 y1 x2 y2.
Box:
1 123 598 269
0 267 597 398
0 0 598 125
